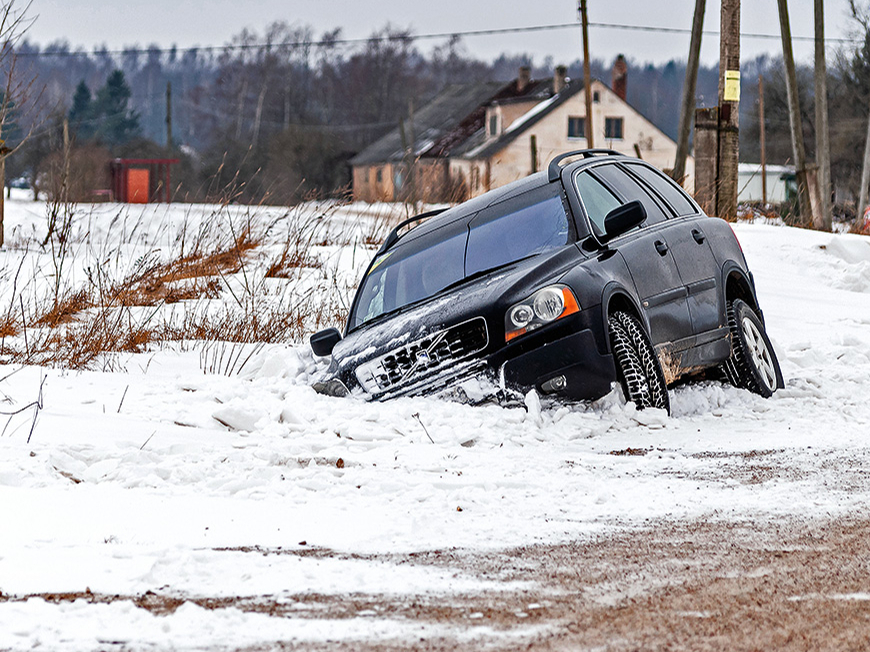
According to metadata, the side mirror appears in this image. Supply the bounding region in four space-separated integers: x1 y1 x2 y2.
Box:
602 200 646 243
310 327 342 357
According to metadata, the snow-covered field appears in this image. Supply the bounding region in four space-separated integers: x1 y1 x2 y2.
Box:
1 193 870 650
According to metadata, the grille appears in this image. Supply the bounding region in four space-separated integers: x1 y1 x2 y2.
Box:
355 317 489 395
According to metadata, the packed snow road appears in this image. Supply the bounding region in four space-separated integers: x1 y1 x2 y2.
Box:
2 203 870 649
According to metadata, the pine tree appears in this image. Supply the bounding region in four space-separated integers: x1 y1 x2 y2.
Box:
93 70 140 146
68 80 94 140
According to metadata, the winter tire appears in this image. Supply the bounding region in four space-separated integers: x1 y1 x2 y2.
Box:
723 299 783 397
608 311 670 413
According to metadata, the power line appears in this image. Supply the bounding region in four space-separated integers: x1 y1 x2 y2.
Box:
591 21 859 43
11 21 862 59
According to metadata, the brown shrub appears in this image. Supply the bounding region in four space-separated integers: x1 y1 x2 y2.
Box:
37 145 112 202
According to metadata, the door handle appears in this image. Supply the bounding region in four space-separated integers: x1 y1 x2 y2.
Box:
692 229 706 244
655 240 668 256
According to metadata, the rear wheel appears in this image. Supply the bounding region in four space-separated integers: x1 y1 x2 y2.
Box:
722 299 783 397
608 311 670 413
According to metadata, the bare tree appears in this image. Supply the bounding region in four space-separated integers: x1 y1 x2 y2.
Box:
0 0 42 247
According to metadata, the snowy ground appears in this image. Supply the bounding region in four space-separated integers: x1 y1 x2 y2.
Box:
1 194 870 650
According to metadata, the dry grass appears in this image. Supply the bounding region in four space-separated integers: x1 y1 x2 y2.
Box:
0 318 17 338
33 288 92 328
264 245 320 279
0 196 356 372
360 204 416 246
111 231 257 307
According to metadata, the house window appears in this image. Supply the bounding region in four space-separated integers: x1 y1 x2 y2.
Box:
489 115 498 136
605 117 624 140
568 116 586 139
593 91 600 103
376 167 383 183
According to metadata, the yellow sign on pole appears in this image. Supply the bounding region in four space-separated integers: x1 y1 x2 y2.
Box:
724 70 741 102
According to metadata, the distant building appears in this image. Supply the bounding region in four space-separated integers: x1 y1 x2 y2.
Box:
351 57 693 203
737 163 795 204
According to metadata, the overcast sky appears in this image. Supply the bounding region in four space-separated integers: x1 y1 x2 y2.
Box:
23 0 861 67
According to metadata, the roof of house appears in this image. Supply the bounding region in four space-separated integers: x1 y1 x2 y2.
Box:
350 77 555 167
462 80 585 160
463 78 686 162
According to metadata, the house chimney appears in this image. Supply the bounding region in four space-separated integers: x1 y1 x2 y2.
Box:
517 66 531 93
612 54 628 101
554 65 567 94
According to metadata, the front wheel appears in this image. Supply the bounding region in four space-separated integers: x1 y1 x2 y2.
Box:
722 299 783 397
608 311 670 413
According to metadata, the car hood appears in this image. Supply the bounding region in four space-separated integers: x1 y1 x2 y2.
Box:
329 245 584 379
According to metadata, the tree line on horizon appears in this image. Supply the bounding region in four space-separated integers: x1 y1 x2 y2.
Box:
5 20 870 208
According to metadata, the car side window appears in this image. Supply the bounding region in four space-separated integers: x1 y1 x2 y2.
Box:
574 170 622 236
624 162 698 217
590 163 670 226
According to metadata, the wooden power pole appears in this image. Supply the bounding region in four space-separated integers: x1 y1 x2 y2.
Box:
759 74 768 204
530 134 538 174
673 0 706 185
858 109 870 220
814 0 832 230
717 0 741 220
777 0 814 226
579 0 594 147
166 81 173 150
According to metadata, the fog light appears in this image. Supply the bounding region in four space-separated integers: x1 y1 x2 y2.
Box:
541 375 567 394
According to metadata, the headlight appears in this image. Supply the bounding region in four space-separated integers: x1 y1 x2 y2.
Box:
505 285 580 342
533 287 565 322
509 304 535 329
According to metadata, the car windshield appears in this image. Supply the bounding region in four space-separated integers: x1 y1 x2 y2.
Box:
349 185 569 329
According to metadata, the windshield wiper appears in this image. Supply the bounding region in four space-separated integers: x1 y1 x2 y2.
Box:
436 255 537 295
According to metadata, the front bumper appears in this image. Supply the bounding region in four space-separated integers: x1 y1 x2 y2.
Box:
316 306 617 403
500 328 616 400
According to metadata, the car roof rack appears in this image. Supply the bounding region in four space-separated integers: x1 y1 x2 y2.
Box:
547 149 623 182
378 208 449 254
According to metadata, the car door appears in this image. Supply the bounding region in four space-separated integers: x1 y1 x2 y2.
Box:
573 164 693 348
623 162 723 337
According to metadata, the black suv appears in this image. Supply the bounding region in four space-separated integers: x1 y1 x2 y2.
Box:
311 150 783 413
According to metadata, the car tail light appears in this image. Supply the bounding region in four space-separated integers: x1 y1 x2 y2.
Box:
728 223 744 253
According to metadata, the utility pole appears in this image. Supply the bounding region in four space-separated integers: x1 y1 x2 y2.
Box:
759 74 768 205
530 134 538 174
0 153 4 248
858 110 870 221
0 125 7 247
814 0 832 230
717 0 740 220
672 0 705 185
165 81 173 150
61 118 70 205
579 0 594 147
777 0 814 226
408 99 416 205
